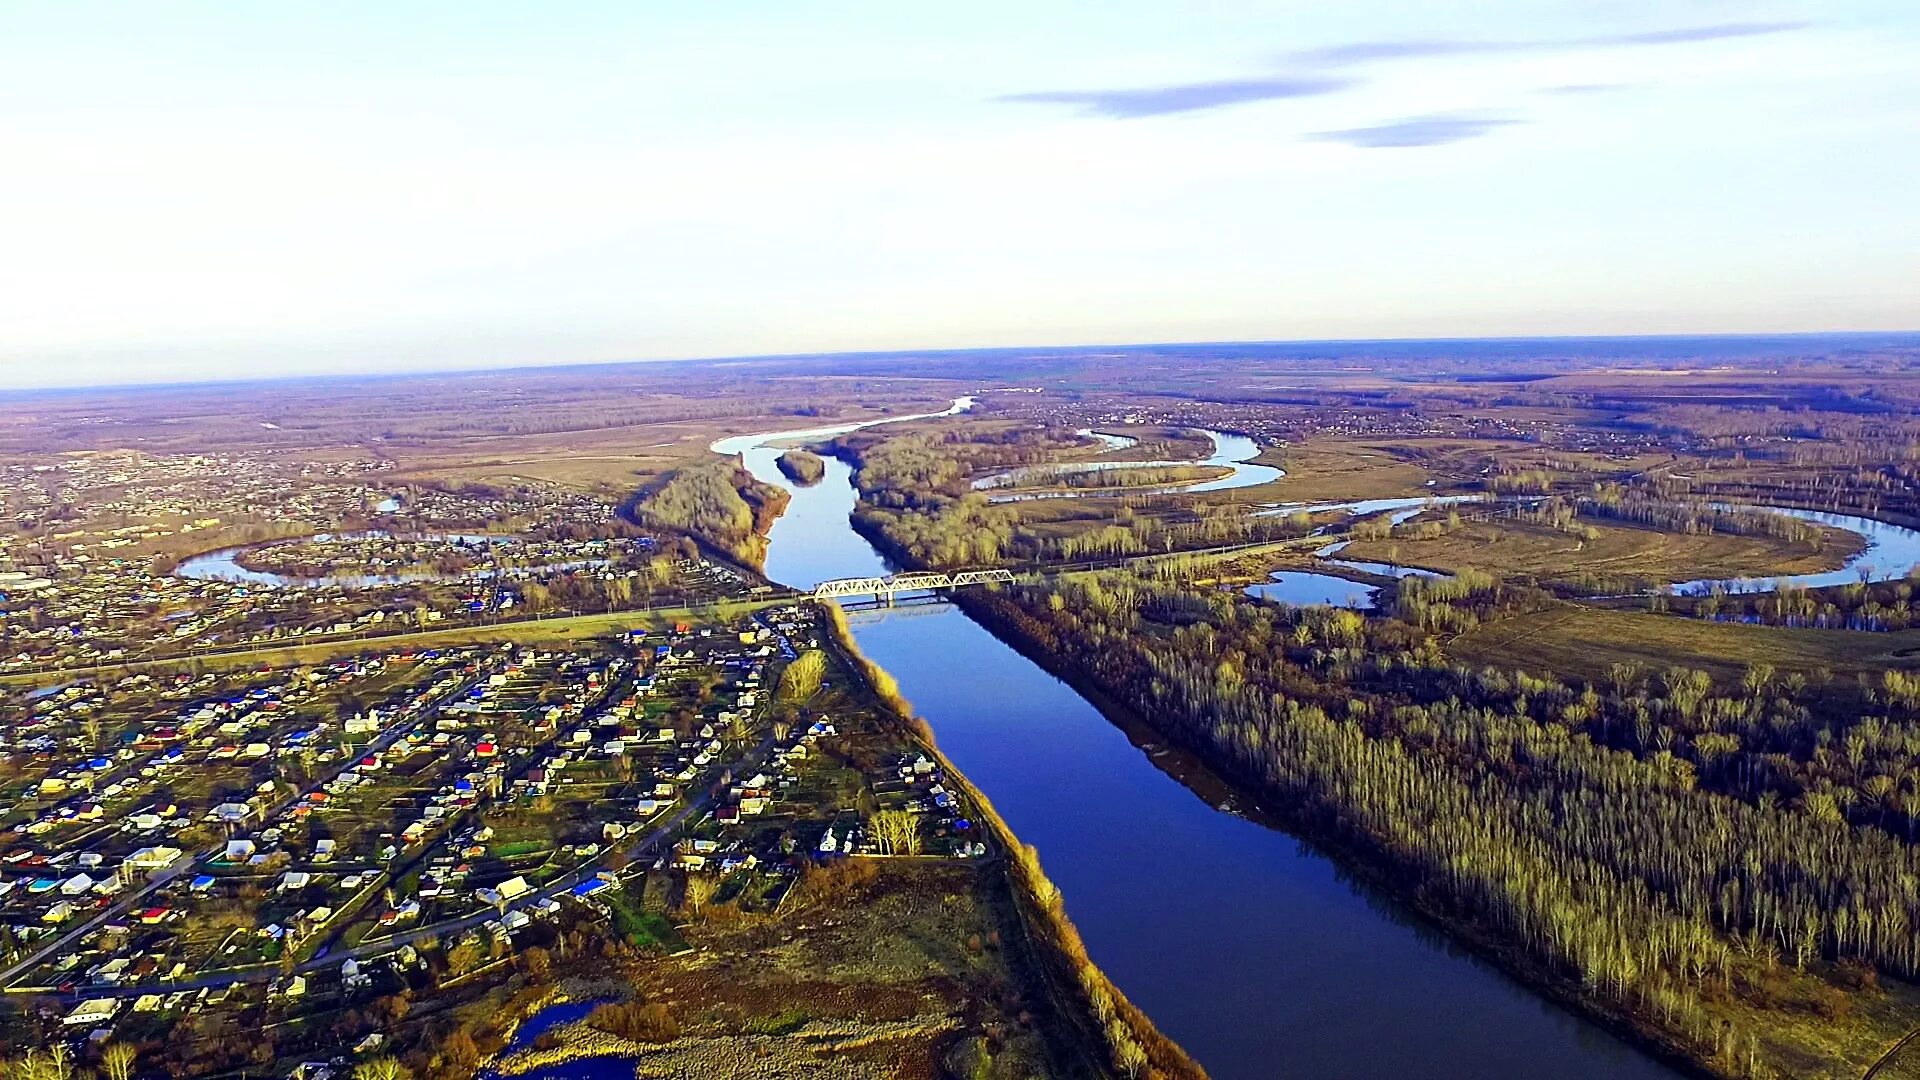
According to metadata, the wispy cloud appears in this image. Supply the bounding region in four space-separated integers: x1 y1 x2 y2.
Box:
1290 39 1516 66
1608 22 1808 46
1544 83 1632 95
1310 112 1522 149
998 20 1804 124
1284 21 1808 69
999 75 1353 118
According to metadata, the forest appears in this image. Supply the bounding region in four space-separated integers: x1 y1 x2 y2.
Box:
627 461 788 566
842 428 1305 567
965 567 1920 1077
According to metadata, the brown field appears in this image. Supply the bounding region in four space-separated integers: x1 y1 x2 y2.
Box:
496 861 1070 1080
1261 437 1438 502
388 395 965 496
1449 602 1920 683
1342 518 1861 585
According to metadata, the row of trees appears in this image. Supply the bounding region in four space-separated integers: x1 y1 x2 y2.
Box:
1683 577 1920 631
0 1045 135 1080
1581 487 1833 546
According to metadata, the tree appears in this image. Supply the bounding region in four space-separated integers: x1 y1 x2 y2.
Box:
444 937 485 978
354 1059 413 1080
99 1044 137 1080
871 809 923 855
8 1046 75 1080
440 1029 480 1073
521 945 552 981
777 650 826 702
682 872 719 917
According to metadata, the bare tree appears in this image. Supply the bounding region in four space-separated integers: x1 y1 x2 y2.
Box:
872 810 922 856
682 872 719 917
354 1059 413 1080
100 1043 137 1080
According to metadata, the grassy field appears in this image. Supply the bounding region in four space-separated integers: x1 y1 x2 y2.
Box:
1343 517 1861 585
1259 435 1675 505
1449 602 1920 683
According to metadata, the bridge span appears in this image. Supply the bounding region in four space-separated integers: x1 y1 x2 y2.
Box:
811 569 1014 602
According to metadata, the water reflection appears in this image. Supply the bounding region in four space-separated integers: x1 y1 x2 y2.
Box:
709 405 1682 1080
1670 505 1920 594
172 531 516 589
1245 571 1380 608
979 430 1284 502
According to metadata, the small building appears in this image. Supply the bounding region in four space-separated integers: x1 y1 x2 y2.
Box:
63 998 119 1027
126 845 182 870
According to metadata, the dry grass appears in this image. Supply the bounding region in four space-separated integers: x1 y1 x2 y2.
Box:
595 860 1059 1079
1449 602 1920 683
1343 518 1859 585
1262 437 1437 502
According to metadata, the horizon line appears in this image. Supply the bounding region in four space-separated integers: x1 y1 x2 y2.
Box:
4 327 1918 399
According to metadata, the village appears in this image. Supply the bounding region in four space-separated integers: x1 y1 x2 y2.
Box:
0 595 980 1076
0 446 760 676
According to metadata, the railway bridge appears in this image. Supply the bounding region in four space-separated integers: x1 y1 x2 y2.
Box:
811 569 1014 602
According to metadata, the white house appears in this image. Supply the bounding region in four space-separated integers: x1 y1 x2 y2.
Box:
126 845 182 870
63 998 118 1027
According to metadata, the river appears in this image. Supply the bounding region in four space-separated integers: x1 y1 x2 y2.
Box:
974 429 1284 502
1271 498 1920 596
717 399 1684 1080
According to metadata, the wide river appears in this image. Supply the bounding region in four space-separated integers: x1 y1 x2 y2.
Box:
715 399 1684 1080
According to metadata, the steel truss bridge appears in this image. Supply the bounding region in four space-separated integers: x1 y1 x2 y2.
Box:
811 569 1014 602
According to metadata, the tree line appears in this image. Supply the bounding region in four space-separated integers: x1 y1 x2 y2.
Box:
974 569 1920 1077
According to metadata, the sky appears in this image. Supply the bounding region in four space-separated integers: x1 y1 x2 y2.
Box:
1 1 1917 389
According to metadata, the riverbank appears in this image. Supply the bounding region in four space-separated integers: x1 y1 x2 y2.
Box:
714 398 1707 1078
818 602 1208 1080
948 586 1723 1080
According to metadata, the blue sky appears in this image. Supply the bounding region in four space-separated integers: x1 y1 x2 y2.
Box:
1 1 1915 388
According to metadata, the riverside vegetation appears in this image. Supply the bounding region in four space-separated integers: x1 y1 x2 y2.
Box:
775 449 828 486
951 567 1920 1079
14 337 1920 1078
818 603 1206 1080
826 356 1920 1078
